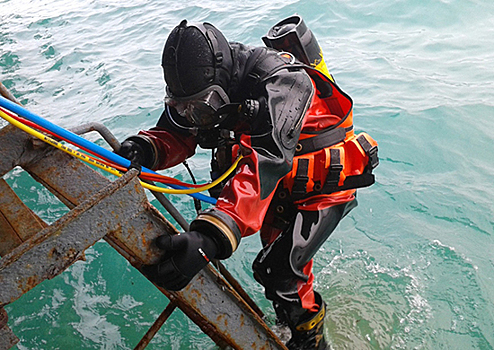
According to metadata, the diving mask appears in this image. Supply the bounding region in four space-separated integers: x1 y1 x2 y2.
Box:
165 84 230 129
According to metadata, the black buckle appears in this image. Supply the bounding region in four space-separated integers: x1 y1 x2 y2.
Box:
368 146 379 169
292 158 310 196
292 174 309 195
325 164 343 188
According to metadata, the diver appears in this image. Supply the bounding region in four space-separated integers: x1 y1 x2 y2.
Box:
118 16 379 350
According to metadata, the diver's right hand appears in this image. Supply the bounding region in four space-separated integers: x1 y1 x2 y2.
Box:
116 136 156 169
118 139 145 164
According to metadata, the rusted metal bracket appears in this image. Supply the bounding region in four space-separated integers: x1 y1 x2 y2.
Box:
0 308 19 350
0 169 142 306
0 121 287 349
133 302 178 350
0 178 47 256
69 122 122 152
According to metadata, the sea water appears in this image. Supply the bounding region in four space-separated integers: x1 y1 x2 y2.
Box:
1 0 494 349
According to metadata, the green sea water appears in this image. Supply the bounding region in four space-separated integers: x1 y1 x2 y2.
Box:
1 0 494 349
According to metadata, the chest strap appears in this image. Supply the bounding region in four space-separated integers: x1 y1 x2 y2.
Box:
295 127 347 156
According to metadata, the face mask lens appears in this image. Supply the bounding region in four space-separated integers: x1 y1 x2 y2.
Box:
164 97 187 117
165 85 229 128
186 100 216 126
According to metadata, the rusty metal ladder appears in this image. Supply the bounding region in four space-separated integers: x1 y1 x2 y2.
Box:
0 87 287 350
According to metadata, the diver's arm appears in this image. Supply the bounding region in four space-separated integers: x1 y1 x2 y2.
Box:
137 128 196 170
127 106 197 170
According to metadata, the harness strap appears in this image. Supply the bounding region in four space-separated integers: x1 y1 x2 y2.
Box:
292 158 310 197
324 148 343 190
295 127 346 156
320 134 378 194
290 134 378 199
338 173 375 192
357 134 379 170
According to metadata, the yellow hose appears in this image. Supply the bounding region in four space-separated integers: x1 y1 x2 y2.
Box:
0 107 242 194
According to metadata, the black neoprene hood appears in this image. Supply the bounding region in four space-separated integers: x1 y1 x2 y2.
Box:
162 20 233 97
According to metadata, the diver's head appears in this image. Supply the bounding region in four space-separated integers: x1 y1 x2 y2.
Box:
162 20 233 129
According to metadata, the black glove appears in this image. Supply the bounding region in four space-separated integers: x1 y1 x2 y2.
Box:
143 231 218 291
116 136 156 169
117 139 146 164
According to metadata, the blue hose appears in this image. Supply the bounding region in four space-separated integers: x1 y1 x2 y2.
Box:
0 95 216 204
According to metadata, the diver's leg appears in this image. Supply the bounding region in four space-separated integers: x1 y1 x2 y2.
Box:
253 199 357 349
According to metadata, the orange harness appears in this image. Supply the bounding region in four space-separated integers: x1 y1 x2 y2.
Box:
282 69 379 201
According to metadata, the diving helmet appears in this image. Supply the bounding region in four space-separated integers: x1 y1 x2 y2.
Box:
162 20 233 129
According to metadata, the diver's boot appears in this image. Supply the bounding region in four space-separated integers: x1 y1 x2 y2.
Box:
285 294 329 350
